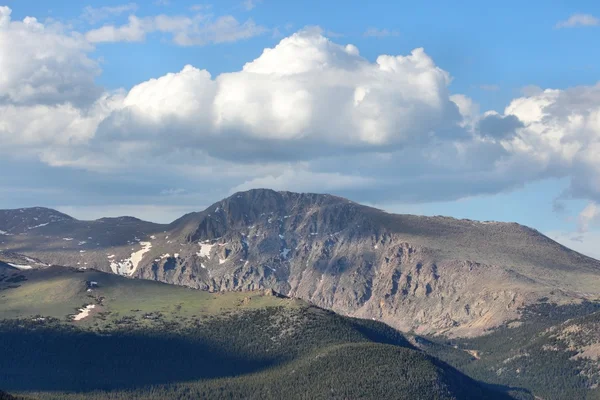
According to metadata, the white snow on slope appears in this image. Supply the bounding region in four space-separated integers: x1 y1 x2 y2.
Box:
110 242 152 276
0 230 12 235
7 263 33 270
281 248 291 259
198 243 214 259
28 222 50 230
73 304 96 321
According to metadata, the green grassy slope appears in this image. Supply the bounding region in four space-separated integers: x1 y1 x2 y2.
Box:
0 266 512 400
0 266 296 325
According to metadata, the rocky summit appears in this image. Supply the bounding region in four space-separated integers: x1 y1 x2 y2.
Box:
1 189 600 337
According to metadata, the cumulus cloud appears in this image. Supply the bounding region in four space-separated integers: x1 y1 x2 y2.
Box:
4 4 600 218
503 84 600 201
85 11 267 45
84 26 465 168
555 13 599 29
0 7 100 106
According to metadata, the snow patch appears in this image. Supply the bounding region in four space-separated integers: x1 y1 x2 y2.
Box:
7 263 32 270
28 222 49 230
73 304 96 321
281 248 291 259
198 243 214 259
0 230 12 235
110 242 152 276
107 254 115 259
63 237 74 241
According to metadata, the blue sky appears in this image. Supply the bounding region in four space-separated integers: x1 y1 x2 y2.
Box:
1 0 600 258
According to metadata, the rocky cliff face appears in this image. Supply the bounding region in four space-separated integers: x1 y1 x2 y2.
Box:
1 189 600 337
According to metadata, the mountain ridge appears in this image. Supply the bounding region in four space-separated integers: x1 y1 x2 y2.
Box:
1 188 600 337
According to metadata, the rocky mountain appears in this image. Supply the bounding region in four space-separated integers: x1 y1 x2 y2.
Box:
1 189 600 337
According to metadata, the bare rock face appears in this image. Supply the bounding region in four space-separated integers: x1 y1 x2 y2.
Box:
2 189 600 337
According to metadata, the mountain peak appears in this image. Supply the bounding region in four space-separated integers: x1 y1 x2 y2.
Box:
0 207 74 235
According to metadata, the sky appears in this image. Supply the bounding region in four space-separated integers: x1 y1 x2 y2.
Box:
1 0 600 258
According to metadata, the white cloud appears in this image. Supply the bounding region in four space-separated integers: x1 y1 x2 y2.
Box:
578 202 600 232
5 5 600 223
363 28 400 38
555 13 599 28
85 11 267 45
0 98 115 148
503 84 600 201
82 3 138 24
0 7 100 106
242 0 262 11
85 15 147 43
82 26 461 163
